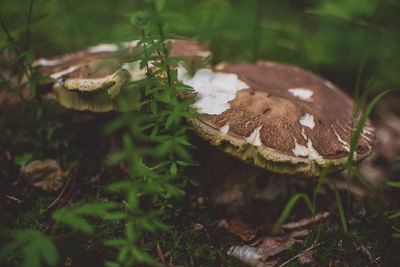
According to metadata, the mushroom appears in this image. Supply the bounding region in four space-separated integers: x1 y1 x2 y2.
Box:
179 61 376 177
36 41 376 177
35 39 210 112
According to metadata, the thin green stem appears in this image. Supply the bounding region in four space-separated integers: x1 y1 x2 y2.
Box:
353 0 384 119
251 0 263 62
26 0 34 52
1 20 20 54
156 22 172 87
141 29 152 78
0 73 23 100
272 193 314 235
348 0 384 209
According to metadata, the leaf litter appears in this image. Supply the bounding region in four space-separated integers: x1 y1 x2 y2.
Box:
19 159 65 191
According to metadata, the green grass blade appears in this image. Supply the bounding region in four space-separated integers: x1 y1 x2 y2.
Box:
347 89 395 169
347 89 395 206
313 166 329 213
333 182 348 233
272 193 313 235
388 212 400 220
386 181 400 188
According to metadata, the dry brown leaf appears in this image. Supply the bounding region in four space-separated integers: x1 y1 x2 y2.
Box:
156 242 165 264
255 229 309 261
217 219 229 230
227 230 310 266
228 245 277 267
227 246 262 266
19 159 64 191
0 150 12 160
298 248 315 265
222 217 257 241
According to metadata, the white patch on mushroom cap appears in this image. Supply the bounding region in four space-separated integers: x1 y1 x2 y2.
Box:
246 126 262 146
121 61 146 81
88 44 119 53
87 40 140 53
288 88 313 100
307 140 321 159
50 66 80 79
292 140 321 159
195 50 211 57
292 142 309 157
334 130 350 152
299 113 315 129
220 124 230 135
325 81 335 89
362 126 374 135
61 62 146 93
361 133 373 142
37 58 65 67
301 128 308 140
178 68 249 114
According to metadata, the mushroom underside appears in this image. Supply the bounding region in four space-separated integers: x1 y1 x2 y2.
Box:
189 117 373 177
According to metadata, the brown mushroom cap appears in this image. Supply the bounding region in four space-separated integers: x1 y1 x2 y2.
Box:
181 61 376 177
35 39 210 112
36 39 210 85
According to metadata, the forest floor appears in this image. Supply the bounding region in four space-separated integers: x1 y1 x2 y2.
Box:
1 85 400 266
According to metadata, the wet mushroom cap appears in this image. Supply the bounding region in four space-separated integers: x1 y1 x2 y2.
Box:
181 61 376 177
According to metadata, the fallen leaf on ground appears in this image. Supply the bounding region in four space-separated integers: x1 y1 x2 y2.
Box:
156 242 165 264
219 217 258 241
19 159 64 191
0 150 11 160
227 245 278 267
298 247 315 265
254 229 310 261
227 229 309 266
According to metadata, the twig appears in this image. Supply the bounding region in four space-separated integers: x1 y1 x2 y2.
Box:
156 242 166 264
42 153 83 234
55 152 83 209
278 242 324 267
282 212 331 230
46 177 70 210
1 194 24 204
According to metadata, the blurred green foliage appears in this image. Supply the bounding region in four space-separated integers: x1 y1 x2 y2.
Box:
1 0 400 93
